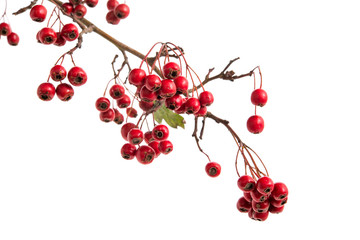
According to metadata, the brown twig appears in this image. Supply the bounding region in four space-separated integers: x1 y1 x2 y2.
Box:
192 117 211 162
12 0 38 15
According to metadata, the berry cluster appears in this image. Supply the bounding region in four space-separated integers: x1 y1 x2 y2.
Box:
237 175 288 221
0 22 19 46
106 0 130 25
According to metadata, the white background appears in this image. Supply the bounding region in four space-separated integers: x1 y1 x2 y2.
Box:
1 0 359 239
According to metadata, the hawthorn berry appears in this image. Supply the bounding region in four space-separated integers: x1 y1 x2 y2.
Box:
30 5 47 22
184 98 201 114
95 97 111 112
159 79 177 98
269 205 284 214
152 125 169 141
128 68 146 86
243 192 252 202
198 91 214 107
74 4 87 19
68 67 87 86
107 0 119 11
252 200 270 213
100 108 115 122
114 4 130 19
250 189 268 203
121 123 137 141
106 11 121 25
56 83 74 101
54 33 66 46
256 176 274 195
136 145 155 165
158 140 173 155
109 84 125 99
121 143 137 160
163 62 180 79
251 89 268 107
60 23 79 41
62 3 73 16
236 197 251 213
127 128 144 145
271 182 288 200
145 74 162 91
140 86 158 102
126 107 138 118
269 196 287 208
165 94 183 110
38 27 57 45
37 82 56 101
173 76 189 94
50 65 67 81
144 131 155 144
194 106 207 117
253 211 269 221
148 141 161 157
247 115 264 134
237 175 256 192
85 0 98 8
174 101 186 114
248 209 255 220
116 95 131 108
113 109 124 125
139 100 154 112
0 22 11 36
7 33 19 46
205 162 221 177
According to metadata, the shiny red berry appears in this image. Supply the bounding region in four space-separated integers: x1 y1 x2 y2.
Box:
271 182 288 200
269 195 288 208
140 85 157 102
39 27 57 44
194 106 207 117
237 175 256 192
127 128 144 145
136 145 155 165
107 0 119 10
236 197 251 213
163 62 180 79
158 140 173 154
30 5 47 22
54 32 66 46
56 83 74 101
198 91 214 107
144 131 155 144
60 23 79 41
269 205 284 214
251 89 268 107
74 5 87 19
109 84 125 99
113 109 124 125
243 192 252 202
0 22 11 36
165 94 183 110
247 115 264 134
126 107 138 118
7 33 19 46
145 74 162 91
114 4 130 19
252 200 270 213
173 76 188 94
106 11 120 25
174 101 186 114
205 162 221 177
152 125 169 141
121 143 137 160
185 98 201 114
37 82 55 101
159 79 176 98
68 66 87 86
250 189 268 203
50 65 67 81
85 0 98 7
248 209 255 220
128 68 146 86
95 97 110 112
257 176 274 195
116 95 131 108
139 100 154 112
148 141 161 157
253 211 269 221
121 123 137 141
62 3 73 15
100 108 115 122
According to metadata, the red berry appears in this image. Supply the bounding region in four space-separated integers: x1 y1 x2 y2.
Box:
109 84 125 99
144 131 155 144
194 106 207 117
148 141 161 158
165 94 183 110
248 209 255 220
62 3 73 16
205 162 221 177
162 62 180 79
236 197 251 213
107 0 119 10
253 211 269 221
237 175 256 192
174 101 186 114
114 4 130 19
50 65 67 81
121 143 137 160
56 83 74 101
126 107 138 118
128 68 146 86
136 145 155 165
30 5 47 22
36 30 41 43
127 128 144 145
247 115 264 134
243 192 252 202
269 195 288 208
68 67 87 86
252 200 270 213
251 89 268 107
152 125 169 141
256 176 274 195
159 79 176 98
185 98 201 114
250 189 268 203
139 100 154 112
145 74 162 91
0 22 11 36
198 91 214 107
121 123 137 141
85 0 98 7
173 76 188 94
60 23 79 41
271 182 288 200
74 4 87 19
106 11 120 25
100 108 115 122
69 0 81 5
140 85 158 102
54 32 66 46
269 205 284 214
95 97 110 112
37 82 55 101
158 140 173 155
116 95 131 108
7 32 19 46
113 109 124 124
39 27 57 45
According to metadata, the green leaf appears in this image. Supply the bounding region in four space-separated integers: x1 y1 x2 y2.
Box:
154 105 185 129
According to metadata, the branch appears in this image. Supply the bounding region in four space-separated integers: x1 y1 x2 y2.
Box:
192 117 211 162
12 0 38 15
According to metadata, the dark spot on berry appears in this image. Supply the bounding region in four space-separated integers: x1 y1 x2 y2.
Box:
1 29 8 35
132 138 141 144
123 154 130 159
165 147 172 153
69 32 76 39
76 12 83 17
75 77 83 83
239 208 248 212
156 131 163 139
100 103 108 110
65 95 72 101
55 74 62 80
117 13 125 18
170 71 179 78
264 188 271 193
258 210 263 213
114 91 121 97
245 183 254 190
145 154 153 162
209 167 217 176
279 194 287 199
260 196 266 202
35 18 42 22
281 199 287 205
41 95 49 100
